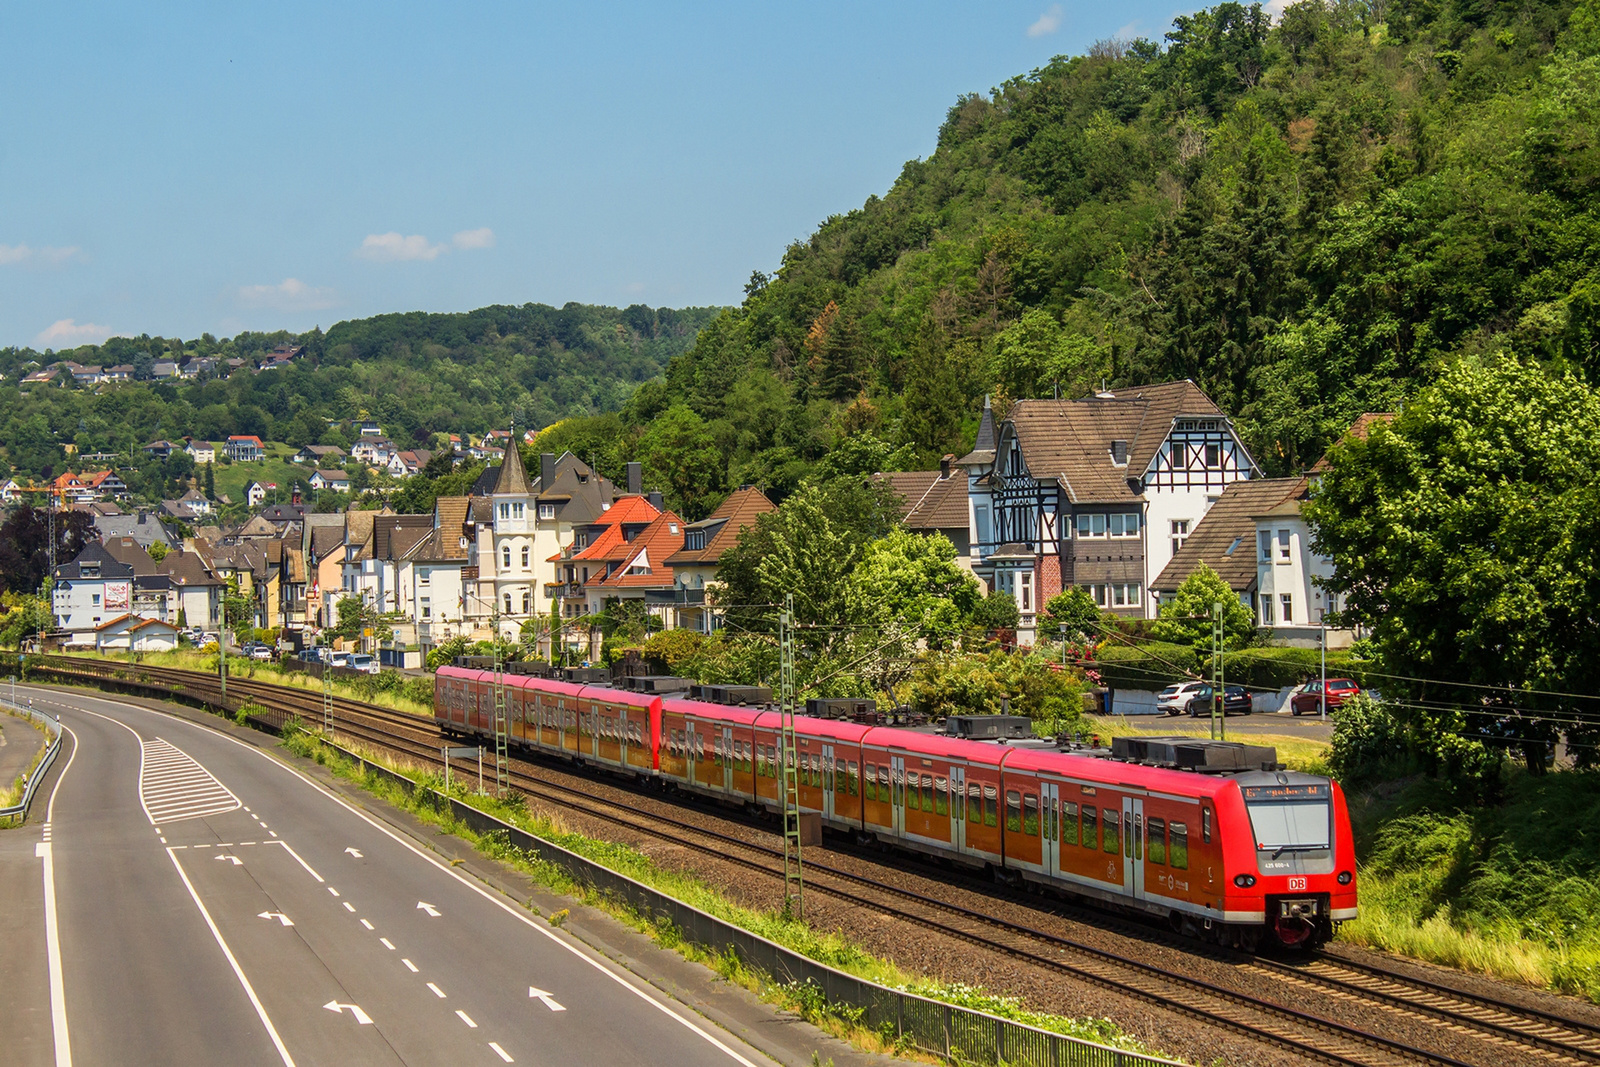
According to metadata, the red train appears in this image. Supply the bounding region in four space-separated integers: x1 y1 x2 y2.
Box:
434 665 1358 949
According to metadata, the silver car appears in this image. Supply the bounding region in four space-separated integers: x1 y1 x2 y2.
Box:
1157 681 1212 716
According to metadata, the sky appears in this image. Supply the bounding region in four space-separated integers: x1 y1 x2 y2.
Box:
0 1 1196 350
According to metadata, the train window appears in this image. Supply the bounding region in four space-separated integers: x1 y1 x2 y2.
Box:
1005 790 1022 833
848 761 859 795
922 775 935 812
1023 794 1039 837
1147 817 1167 864
814 754 825 787
881 766 893 805
934 776 948 816
697 735 707 760
905 773 920 810
968 784 982 824
984 784 998 827
1169 823 1189 869
864 762 877 800
1103 809 1121 855
835 760 845 794
1082 805 1098 849
1202 806 1213 844
1062 801 1080 845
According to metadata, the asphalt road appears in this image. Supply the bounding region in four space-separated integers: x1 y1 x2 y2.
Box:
2 685 780 1067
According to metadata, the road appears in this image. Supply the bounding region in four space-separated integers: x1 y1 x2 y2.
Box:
1 684 781 1067
1113 707 1335 742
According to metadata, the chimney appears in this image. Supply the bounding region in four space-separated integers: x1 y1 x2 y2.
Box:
940 454 954 478
138 509 147 524
647 490 664 511
626 462 642 495
540 452 555 491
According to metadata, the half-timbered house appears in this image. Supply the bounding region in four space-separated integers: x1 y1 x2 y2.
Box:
961 380 1258 641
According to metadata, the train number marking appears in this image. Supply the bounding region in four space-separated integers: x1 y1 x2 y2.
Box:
1287 877 1307 892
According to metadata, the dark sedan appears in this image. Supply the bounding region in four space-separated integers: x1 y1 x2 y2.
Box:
1185 684 1253 716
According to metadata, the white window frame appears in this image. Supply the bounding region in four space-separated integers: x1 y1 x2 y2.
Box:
1277 529 1292 561
1019 572 1034 613
1171 519 1189 556
1280 593 1293 624
1259 530 1272 562
538 503 555 520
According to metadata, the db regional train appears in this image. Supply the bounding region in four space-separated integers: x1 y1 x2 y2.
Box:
434 665 1357 949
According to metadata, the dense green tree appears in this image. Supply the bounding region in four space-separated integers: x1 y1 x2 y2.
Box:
843 529 979 647
972 590 1021 633
1150 563 1255 648
1041 587 1102 640
1306 360 1600 771
634 404 725 519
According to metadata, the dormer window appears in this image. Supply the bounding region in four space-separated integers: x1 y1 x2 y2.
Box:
685 530 706 551
538 504 555 520
1110 440 1129 466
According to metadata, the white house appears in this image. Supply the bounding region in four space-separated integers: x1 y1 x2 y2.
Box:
309 469 350 493
351 436 396 466
246 482 269 507
186 440 216 464
52 544 137 634
92 614 181 653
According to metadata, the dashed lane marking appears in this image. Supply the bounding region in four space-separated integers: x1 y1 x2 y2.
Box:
489 1042 514 1062
138 737 240 824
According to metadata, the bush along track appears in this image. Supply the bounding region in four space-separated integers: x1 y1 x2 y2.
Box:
277 726 1161 1063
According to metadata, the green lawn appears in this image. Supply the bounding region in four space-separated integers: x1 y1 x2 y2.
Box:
211 450 315 507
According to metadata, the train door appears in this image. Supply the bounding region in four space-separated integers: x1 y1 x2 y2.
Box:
950 765 966 851
1041 782 1061 875
721 726 734 792
685 723 698 783
1122 796 1145 898
820 744 836 819
890 755 906 836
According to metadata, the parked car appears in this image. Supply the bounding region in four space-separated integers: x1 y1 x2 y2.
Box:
1218 684 1252 716
347 653 380 675
249 644 273 661
1291 678 1362 715
1158 681 1213 716
329 651 352 669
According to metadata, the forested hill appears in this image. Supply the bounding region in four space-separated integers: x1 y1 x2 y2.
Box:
0 303 719 475
649 0 1600 487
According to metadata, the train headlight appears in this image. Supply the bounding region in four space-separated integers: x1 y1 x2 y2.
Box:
1233 873 1257 888
1337 870 1353 885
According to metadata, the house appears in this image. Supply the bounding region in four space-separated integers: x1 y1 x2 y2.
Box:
94 508 177 549
303 514 346 631
551 494 663 654
145 440 182 459
258 503 309 530
1150 477 1307 614
90 614 181 653
585 508 687 629
356 420 382 438
269 344 305 361
962 382 1259 643
309 469 350 493
182 357 217 379
663 486 775 633
877 456 973 570
293 444 346 467
246 482 269 508
0 479 22 504
157 548 223 630
82 470 128 499
340 512 430 623
71 365 104 385
51 544 138 635
388 449 432 478
397 496 472 653
257 355 293 372
448 434 463 455
226 435 265 462
177 488 211 516
22 368 59 385
103 365 134 383
351 436 396 466
151 361 180 379
185 439 217 464
50 472 95 506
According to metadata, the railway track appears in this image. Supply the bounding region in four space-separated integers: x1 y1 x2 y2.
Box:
28 654 1600 1067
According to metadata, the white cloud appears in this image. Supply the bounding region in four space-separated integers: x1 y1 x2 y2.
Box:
1 243 82 267
1027 4 1063 37
35 319 117 348
237 277 339 311
356 232 445 262
1262 0 1291 18
452 227 495 250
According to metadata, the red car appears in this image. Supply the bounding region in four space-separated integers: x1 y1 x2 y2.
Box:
1291 678 1361 715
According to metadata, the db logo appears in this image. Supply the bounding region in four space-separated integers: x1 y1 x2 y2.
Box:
1288 877 1307 891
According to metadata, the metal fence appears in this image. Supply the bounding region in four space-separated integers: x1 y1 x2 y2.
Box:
0 698 65 822
325 738 1182 1067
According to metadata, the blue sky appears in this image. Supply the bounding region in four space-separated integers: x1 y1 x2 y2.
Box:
0 2 1191 350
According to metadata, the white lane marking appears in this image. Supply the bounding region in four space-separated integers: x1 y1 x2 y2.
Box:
343 902 355 913
489 1042 514 1063
528 987 566 1012
258 911 295 926
455 1010 477 1028
380 938 395 951
169 850 297 1066
37 841 72 1067
360 919 374 931
416 901 440 917
42 687 765 1067
270 840 323 881
426 982 446 998
217 855 242 866
402 958 418 972
138 737 241 824
344 847 363 858
323 1001 373 1025
328 888 340 897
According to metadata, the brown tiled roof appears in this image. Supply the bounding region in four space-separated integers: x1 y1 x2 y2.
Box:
1007 380 1231 503
101 536 157 575
664 486 775 568
404 527 470 563
373 514 433 560
1310 412 1396 473
344 509 387 561
434 495 470 536
1151 478 1304 594
876 471 967 531
159 547 221 587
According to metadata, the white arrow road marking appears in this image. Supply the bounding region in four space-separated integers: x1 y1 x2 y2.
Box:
417 901 440 917
258 911 294 927
528 987 567 1012
324 1001 373 1025
344 847 363 858
216 854 242 866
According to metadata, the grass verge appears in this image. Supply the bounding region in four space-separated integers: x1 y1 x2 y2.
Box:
0 709 52 826
279 726 1170 1062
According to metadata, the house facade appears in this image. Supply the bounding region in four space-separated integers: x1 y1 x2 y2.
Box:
963 382 1259 643
661 486 775 633
226 435 265 462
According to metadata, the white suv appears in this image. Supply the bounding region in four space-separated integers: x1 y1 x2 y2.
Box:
1157 681 1212 716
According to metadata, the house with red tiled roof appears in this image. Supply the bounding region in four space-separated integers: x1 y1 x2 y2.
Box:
225 435 265 462
548 493 660 654
586 509 686 625
662 486 775 633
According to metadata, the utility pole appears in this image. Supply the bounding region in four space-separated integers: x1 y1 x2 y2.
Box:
219 629 228 702
491 597 508 797
1210 602 1225 742
1319 607 1328 722
778 592 803 920
322 640 333 734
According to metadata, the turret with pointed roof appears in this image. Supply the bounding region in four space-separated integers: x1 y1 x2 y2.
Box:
492 429 532 496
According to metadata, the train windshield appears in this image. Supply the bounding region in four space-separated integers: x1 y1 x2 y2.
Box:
1241 783 1331 853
